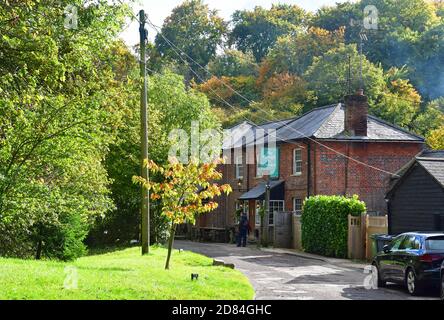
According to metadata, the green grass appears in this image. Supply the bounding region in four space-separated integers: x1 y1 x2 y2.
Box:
0 246 254 300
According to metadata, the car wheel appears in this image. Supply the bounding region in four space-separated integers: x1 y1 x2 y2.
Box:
406 269 420 296
372 263 386 288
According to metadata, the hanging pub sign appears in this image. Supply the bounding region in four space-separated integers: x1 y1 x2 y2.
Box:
257 147 279 179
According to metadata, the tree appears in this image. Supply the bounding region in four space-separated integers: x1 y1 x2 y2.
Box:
195 75 260 108
264 27 345 77
411 24 444 99
427 126 444 150
311 0 443 99
411 102 444 136
91 69 222 247
0 0 130 259
208 50 258 77
155 0 226 83
133 158 232 269
371 67 422 129
304 44 385 107
229 4 311 62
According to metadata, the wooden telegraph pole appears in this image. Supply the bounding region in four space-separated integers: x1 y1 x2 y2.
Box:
139 10 150 255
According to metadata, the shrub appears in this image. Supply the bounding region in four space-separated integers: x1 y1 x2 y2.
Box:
31 212 89 261
301 195 366 258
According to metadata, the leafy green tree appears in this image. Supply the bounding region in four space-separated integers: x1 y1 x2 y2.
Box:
411 24 444 99
91 69 221 246
412 105 444 136
195 75 260 108
0 0 129 260
229 4 311 62
208 50 258 77
371 67 422 129
312 0 443 99
155 0 226 83
304 44 385 107
263 27 345 77
427 126 444 150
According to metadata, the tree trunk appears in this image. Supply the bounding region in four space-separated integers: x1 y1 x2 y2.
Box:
164 223 177 270
35 239 42 260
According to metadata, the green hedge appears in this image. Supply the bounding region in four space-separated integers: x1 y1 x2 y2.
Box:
301 195 366 258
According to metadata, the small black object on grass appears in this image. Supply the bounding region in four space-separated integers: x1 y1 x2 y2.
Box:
191 273 199 281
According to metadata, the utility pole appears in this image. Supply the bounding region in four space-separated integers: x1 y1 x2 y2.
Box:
139 10 150 255
261 177 271 247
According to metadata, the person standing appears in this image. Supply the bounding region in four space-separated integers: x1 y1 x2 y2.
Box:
237 213 250 247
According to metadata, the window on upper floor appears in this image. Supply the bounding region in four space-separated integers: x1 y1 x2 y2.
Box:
235 155 244 179
293 149 302 175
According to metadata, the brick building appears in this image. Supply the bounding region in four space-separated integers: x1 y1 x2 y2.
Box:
197 91 425 239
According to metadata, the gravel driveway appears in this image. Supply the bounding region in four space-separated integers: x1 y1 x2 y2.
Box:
174 240 439 300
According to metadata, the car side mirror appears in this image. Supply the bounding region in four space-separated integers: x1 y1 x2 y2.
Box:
383 245 391 253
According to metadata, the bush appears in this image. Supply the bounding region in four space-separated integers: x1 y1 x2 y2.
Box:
301 195 366 258
31 212 89 261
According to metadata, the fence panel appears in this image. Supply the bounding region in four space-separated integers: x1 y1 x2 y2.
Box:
365 215 388 260
273 212 293 248
348 214 365 260
292 213 302 250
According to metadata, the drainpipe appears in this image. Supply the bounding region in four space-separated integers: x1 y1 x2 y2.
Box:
306 140 311 197
386 198 392 235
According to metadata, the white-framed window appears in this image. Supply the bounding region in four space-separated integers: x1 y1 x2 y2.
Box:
235 155 244 179
293 149 302 175
293 198 303 214
269 200 284 225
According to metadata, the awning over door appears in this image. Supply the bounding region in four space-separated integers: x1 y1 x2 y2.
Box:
238 180 285 201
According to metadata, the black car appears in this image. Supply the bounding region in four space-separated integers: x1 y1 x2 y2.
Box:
441 260 444 300
372 232 444 296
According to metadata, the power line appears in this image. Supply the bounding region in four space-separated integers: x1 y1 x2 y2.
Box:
146 18 402 177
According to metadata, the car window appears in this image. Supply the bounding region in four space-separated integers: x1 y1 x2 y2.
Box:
425 236 444 250
399 235 421 250
390 236 404 251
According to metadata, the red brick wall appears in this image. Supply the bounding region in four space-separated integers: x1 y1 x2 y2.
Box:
312 141 423 213
199 140 423 230
279 142 309 211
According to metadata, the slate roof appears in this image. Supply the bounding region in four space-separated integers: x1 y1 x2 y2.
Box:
224 103 424 149
417 158 444 188
387 150 444 196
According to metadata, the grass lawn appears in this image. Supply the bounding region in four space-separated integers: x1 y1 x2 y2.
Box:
0 245 254 300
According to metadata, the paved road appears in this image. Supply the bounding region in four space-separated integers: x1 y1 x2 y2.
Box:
175 240 440 300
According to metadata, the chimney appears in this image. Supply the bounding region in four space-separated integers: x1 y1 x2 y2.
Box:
344 89 368 136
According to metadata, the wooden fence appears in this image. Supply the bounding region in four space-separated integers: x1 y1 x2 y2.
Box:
348 214 388 260
292 213 302 250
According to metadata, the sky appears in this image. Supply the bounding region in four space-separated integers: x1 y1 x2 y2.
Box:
119 0 344 47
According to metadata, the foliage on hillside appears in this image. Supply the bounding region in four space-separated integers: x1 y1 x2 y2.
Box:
155 0 444 149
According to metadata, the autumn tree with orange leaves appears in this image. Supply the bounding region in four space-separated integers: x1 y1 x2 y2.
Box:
133 157 232 270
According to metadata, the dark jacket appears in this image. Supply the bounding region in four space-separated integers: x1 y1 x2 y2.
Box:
239 216 250 234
